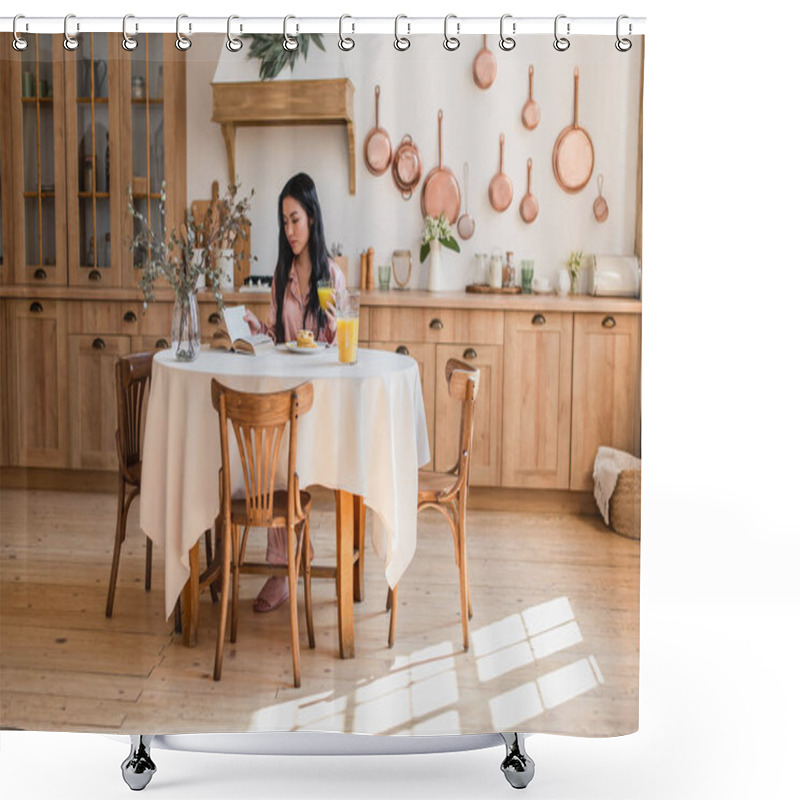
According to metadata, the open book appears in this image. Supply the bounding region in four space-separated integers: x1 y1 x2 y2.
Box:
210 305 273 355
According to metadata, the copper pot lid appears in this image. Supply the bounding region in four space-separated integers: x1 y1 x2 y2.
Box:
364 85 392 177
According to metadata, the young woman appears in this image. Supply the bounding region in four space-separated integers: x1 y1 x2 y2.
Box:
244 172 346 612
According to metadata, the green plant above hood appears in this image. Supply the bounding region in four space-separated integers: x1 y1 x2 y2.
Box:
244 34 326 80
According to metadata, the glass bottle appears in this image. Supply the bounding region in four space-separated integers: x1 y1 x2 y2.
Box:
503 251 515 287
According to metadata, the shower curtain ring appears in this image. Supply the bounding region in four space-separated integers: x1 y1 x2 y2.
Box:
443 14 460 51
63 14 79 51
226 15 243 52
615 15 632 52
175 14 192 50
554 14 571 51
338 15 355 51
122 15 138 51
499 14 516 51
394 15 410 51
283 16 299 51
12 15 28 51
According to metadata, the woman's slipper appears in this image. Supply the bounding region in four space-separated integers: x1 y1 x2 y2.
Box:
253 576 290 612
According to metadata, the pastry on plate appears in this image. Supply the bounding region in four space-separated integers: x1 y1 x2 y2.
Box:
296 329 316 348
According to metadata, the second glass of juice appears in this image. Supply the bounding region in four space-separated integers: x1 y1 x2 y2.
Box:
337 290 360 365
317 279 335 313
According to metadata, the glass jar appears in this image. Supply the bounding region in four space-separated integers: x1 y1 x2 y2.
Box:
474 253 488 285
503 251 515 288
489 250 503 289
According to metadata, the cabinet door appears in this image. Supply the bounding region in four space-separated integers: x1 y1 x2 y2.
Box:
64 33 121 287
6 299 69 466
68 333 131 470
502 311 573 489
1 36 13 286
7 36 68 286
435 344 503 486
570 313 641 491
0 301 8 466
370 341 436 471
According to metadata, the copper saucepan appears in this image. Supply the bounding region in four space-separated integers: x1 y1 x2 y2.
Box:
553 67 594 193
363 85 392 176
392 134 423 200
488 133 513 212
421 109 461 224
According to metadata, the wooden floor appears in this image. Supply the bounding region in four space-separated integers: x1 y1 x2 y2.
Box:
0 487 639 736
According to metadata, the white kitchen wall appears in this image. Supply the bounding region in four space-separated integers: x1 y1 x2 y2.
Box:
187 34 642 290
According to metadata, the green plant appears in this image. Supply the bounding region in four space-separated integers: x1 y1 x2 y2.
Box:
244 34 326 80
420 213 460 263
128 182 254 309
567 250 583 293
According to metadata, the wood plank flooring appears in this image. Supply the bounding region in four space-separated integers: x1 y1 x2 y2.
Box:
0 487 639 736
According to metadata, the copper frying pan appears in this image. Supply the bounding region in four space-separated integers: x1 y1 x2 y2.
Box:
553 67 594 193
519 159 539 223
421 110 461 224
488 133 513 212
521 65 541 130
363 85 392 176
472 35 496 90
392 134 423 200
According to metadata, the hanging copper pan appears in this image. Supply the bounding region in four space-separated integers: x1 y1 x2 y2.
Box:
363 85 392 176
392 134 423 200
421 110 461 224
593 174 608 222
553 67 594 193
488 133 513 212
521 65 541 130
472 35 497 90
519 158 539 223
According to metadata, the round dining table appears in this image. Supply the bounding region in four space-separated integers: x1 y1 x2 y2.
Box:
139 344 430 658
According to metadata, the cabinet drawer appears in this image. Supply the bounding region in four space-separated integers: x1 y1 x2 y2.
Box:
370 307 503 345
67 300 169 335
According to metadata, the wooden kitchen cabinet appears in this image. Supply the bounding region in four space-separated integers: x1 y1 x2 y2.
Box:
1 38 13 287
5 298 70 467
570 312 641 491
0 301 8 466
502 310 573 489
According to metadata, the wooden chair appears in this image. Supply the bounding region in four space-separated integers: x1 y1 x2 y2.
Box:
211 378 315 686
388 359 480 651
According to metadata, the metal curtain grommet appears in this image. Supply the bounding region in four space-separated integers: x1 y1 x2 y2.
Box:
283 15 298 51
554 14 570 51
122 14 138 51
63 13 79 51
176 14 192 51
394 15 410 51
443 14 460 51
499 14 516 51
615 14 632 52
12 14 28 51
338 14 355 51
226 15 243 52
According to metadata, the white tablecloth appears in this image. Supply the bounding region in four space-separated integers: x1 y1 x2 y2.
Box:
140 346 430 617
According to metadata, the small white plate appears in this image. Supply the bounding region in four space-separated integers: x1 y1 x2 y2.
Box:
281 342 325 355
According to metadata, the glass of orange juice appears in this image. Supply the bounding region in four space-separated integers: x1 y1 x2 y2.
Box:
336 290 360 365
317 279 335 313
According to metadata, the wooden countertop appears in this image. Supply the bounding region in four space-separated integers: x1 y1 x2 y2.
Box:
0 285 642 314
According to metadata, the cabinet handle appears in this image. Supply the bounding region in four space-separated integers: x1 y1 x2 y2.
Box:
155 338 169 349
602 315 617 329
29 301 44 313
208 312 222 324
34 268 47 280
532 313 546 326
123 310 138 323
395 345 410 356
89 269 102 282
463 347 477 360
92 338 106 350
429 318 444 330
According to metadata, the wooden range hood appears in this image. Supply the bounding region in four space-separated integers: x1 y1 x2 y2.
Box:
211 78 356 194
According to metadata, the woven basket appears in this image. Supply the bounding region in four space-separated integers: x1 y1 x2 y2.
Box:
609 469 641 540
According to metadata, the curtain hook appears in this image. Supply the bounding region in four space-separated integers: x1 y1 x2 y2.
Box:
499 14 516 51
226 15 243 52
175 14 192 51
615 15 632 52
338 14 355 51
443 14 460 51
394 15 410 51
12 14 28 51
63 13 79 51
554 14 570 51
283 15 298 51
122 14 138 51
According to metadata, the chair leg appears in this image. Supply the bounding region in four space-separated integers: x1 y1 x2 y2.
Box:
230 524 240 644
214 521 232 681
173 596 182 635
387 585 398 648
287 525 301 688
204 528 218 604
106 476 128 617
353 495 366 602
145 538 153 592
457 493 470 651
302 518 315 650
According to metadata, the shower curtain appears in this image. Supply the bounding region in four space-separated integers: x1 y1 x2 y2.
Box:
0 21 642 746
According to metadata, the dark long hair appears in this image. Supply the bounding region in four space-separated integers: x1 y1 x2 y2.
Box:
272 173 331 344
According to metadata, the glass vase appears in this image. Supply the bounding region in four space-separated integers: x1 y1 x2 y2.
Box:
171 292 200 362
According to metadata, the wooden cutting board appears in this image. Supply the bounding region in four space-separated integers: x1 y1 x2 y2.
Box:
466 283 522 294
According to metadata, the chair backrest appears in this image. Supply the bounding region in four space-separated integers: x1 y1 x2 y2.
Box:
115 351 155 479
211 379 314 527
445 358 480 482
